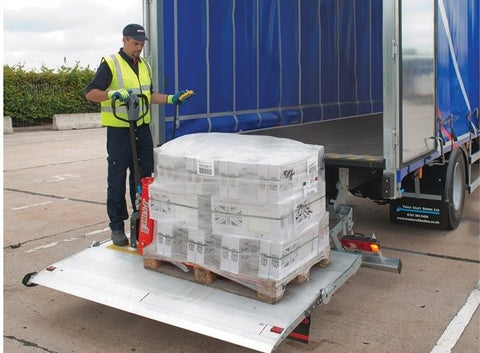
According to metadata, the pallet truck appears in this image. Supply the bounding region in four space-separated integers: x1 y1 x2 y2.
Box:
111 92 149 248
112 89 194 248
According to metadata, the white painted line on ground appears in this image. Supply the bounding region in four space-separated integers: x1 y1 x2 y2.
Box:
25 228 109 253
26 242 59 253
430 281 480 353
11 201 53 211
85 227 110 236
48 174 80 182
63 237 79 242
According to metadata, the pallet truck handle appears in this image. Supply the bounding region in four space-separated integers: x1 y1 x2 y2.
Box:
111 93 149 123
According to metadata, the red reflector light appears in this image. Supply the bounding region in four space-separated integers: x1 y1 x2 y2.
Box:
341 235 380 253
270 326 284 334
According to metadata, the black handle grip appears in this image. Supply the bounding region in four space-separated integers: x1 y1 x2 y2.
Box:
111 93 150 123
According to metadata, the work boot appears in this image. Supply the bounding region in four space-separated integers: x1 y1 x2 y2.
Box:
111 230 129 246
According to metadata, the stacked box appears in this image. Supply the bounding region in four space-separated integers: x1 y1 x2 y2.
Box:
151 222 221 268
220 234 260 274
154 223 188 260
143 132 330 286
187 229 221 268
154 132 324 203
211 190 326 241
148 183 212 229
258 212 329 280
154 133 325 180
154 170 319 202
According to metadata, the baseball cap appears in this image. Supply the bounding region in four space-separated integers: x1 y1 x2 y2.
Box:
123 23 148 41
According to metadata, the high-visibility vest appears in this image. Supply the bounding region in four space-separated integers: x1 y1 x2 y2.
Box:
100 53 152 127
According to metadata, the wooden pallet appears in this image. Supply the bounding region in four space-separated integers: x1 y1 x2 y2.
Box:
143 248 331 304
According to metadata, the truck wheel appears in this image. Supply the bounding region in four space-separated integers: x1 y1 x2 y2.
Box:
444 148 466 230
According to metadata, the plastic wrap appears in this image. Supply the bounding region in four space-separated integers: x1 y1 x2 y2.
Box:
154 133 324 181
143 213 330 283
144 133 330 288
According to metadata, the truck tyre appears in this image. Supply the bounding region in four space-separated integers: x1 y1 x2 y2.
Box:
444 148 466 230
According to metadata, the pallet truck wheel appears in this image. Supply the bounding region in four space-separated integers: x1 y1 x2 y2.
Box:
444 148 466 230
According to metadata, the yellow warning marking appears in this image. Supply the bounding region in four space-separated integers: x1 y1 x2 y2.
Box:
106 243 141 256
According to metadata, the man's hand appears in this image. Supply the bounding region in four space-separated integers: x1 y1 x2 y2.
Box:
107 88 130 102
168 89 194 105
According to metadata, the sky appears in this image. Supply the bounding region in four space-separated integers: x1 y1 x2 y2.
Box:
3 0 144 71
2 0 435 72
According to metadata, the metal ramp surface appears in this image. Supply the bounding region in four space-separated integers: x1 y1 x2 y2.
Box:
29 242 361 352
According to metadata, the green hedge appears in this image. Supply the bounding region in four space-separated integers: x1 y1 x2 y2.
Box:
3 64 100 126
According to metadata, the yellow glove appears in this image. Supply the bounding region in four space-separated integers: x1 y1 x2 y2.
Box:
167 89 194 105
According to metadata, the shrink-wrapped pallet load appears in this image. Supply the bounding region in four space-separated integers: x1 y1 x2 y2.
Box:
143 132 330 302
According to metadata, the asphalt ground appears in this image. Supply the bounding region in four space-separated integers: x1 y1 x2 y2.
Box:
3 127 479 353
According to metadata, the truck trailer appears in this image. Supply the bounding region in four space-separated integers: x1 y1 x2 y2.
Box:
25 0 479 352
145 0 479 230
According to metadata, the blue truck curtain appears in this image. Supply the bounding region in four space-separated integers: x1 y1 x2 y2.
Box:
161 0 479 141
436 0 480 140
161 0 383 139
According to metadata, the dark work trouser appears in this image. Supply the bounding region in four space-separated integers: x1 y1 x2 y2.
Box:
106 124 154 232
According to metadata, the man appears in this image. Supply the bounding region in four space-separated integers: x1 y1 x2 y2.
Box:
86 23 190 246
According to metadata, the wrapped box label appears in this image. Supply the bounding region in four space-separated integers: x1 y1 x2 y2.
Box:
197 160 215 176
